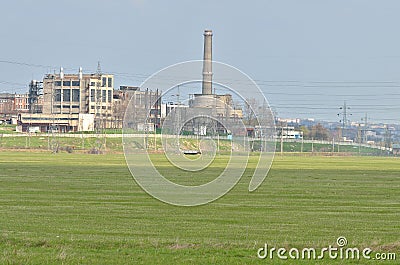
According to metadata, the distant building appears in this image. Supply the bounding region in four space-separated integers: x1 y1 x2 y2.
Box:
161 102 189 119
42 68 114 118
113 86 161 131
0 93 14 115
277 126 303 140
0 93 29 115
19 68 114 132
393 144 400 156
14 93 30 112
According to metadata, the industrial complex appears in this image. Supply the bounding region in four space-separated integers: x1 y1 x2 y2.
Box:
1 29 245 135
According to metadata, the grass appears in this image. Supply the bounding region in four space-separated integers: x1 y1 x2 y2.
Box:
0 152 399 264
0 135 388 157
0 124 16 134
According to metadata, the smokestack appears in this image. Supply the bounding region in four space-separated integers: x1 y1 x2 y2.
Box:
78 67 83 80
202 29 213 95
60 67 64 79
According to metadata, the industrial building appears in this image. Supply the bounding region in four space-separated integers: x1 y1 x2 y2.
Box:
113 85 161 130
170 29 243 136
15 29 243 134
18 67 115 132
189 29 240 118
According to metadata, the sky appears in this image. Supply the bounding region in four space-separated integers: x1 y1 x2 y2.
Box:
1 0 400 123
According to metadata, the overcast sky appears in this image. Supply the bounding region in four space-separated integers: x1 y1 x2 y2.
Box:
1 0 400 123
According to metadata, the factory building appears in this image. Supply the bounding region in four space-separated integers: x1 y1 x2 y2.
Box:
189 30 242 119
112 86 161 131
175 29 243 136
18 68 114 132
42 68 113 116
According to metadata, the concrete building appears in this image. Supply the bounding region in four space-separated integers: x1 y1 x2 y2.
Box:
172 29 243 136
42 68 114 117
188 30 242 120
19 68 114 132
161 102 189 119
113 86 161 131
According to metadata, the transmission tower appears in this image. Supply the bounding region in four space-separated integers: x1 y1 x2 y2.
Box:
337 101 352 139
361 113 368 144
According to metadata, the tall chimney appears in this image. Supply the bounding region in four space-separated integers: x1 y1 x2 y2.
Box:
202 29 213 95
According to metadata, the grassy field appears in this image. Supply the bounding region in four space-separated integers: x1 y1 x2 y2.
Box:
0 151 399 264
0 134 387 156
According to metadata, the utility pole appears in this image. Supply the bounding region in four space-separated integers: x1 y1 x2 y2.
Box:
361 113 368 144
311 137 314 153
280 126 283 154
94 61 105 154
358 124 361 155
301 135 304 153
384 125 392 154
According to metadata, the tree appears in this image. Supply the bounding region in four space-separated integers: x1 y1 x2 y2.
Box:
309 123 330 140
243 98 258 126
299 126 309 139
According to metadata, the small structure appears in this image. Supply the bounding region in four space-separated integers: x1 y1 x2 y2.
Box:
392 144 400 156
17 113 94 133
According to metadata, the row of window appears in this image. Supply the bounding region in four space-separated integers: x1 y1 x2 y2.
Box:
90 106 112 110
90 89 112 103
54 77 113 88
90 78 113 88
102 77 113 88
53 105 80 109
54 80 81 87
53 89 112 103
54 89 80 102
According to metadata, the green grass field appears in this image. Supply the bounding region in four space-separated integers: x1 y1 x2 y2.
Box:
0 134 387 157
0 151 399 264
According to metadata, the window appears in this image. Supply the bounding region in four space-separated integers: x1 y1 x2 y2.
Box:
72 89 80 102
63 80 71 86
107 77 112 88
72 81 80 86
102 90 106 102
97 90 101 101
102 77 106 87
63 89 71 102
55 89 61 101
108 90 112 102
136 94 141 105
55 81 62 86
91 89 95 101
90 82 95 87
